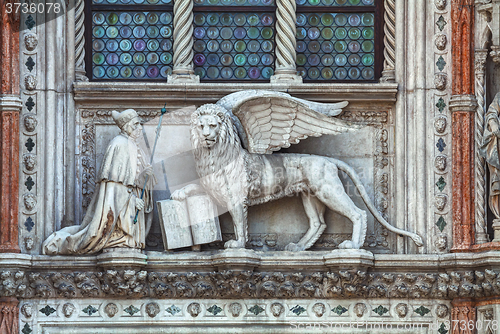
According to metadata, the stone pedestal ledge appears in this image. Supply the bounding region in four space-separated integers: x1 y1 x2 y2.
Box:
96 248 147 269
211 249 260 271
0 253 31 269
323 249 374 270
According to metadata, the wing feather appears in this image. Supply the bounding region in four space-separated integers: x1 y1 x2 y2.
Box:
231 95 358 154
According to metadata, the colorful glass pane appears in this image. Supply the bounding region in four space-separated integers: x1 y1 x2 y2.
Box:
91 11 173 79
296 0 373 6
193 12 275 81
194 0 274 5
296 12 375 81
93 0 172 5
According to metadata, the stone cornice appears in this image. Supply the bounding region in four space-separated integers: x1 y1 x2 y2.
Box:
2 251 500 300
0 94 22 111
73 82 399 105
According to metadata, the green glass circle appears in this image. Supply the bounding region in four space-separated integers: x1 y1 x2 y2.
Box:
106 27 119 38
361 13 374 26
133 13 146 24
348 28 361 40
207 66 219 79
361 54 374 66
92 26 105 38
296 54 307 66
235 41 246 52
147 26 159 38
93 66 105 78
147 39 159 51
335 0 347 4
194 67 206 79
362 27 374 39
261 27 273 39
321 67 333 80
221 67 233 79
147 12 159 24
321 28 334 39
248 14 259 26
234 14 246 26
334 41 347 52
321 54 334 66
220 14 232 25
248 40 260 52
308 0 320 5
308 67 320 80
193 41 205 52
161 52 172 64
248 27 260 39
335 27 347 39
262 67 273 79
134 53 146 65
221 0 232 5
194 14 205 25
120 66 133 78
234 0 245 4
92 53 105 65
308 14 320 26
296 27 306 40
234 54 247 66
321 14 334 26
107 13 118 25
207 13 219 25
120 53 132 64
221 27 233 39
221 54 233 66
234 67 247 79
221 41 233 52
361 40 374 52
248 54 259 65
321 0 333 5
335 14 347 26
349 0 360 4
208 0 218 4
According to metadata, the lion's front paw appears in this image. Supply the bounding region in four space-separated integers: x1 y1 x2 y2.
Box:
224 239 245 249
171 189 187 201
338 240 355 249
284 243 304 252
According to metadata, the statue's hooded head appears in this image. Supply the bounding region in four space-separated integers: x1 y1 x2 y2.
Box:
112 109 142 139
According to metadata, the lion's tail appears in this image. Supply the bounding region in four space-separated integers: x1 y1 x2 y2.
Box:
332 159 424 247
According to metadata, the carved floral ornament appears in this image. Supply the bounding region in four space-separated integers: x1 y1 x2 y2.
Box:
3 269 500 300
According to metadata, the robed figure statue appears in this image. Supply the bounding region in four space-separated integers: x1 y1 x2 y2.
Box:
42 109 156 255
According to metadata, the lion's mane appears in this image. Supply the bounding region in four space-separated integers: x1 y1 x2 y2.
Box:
190 104 248 205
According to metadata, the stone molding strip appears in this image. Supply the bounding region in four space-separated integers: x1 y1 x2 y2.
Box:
449 94 478 113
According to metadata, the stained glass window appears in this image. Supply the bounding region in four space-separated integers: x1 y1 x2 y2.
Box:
193 1 276 81
296 0 379 81
88 0 174 80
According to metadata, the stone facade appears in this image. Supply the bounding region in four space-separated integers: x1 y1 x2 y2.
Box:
2 0 500 333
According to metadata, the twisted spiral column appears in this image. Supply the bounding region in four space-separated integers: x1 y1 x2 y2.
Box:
75 0 88 81
380 0 395 82
271 0 302 83
475 49 489 244
169 0 199 82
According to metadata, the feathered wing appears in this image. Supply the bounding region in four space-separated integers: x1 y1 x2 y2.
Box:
230 96 359 154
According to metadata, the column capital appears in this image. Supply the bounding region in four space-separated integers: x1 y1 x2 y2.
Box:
449 94 478 113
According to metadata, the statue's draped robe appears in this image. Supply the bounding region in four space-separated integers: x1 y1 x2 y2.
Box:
42 134 156 255
481 92 500 219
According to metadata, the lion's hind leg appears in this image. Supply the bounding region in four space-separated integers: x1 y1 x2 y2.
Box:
285 193 326 251
314 174 367 249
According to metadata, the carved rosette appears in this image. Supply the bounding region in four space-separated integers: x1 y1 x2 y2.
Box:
380 0 395 82
171 0 195 76
274 0 297 75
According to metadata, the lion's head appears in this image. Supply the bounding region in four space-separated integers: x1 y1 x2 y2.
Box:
191 104 240 151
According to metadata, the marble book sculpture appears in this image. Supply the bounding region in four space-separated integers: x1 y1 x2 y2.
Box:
157 195 222 250
42 109 156 255
172 90 423 251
